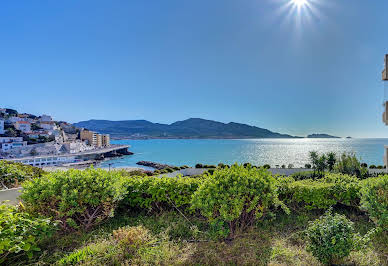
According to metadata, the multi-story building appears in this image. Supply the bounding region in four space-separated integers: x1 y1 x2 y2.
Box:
0 119 4 135
0 137 27 152
39 114 52 122
14 121 31 133
80 129 110 148
382 54 388 167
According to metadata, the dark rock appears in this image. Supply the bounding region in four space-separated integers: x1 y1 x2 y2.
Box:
136 161 174 170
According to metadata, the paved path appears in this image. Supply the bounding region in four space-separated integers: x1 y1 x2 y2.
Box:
0 187 22 205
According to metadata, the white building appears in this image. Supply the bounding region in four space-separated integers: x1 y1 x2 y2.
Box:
0 119 4 135
0 137 27 152
14 121 31 133
0 137 23 143
39 115 52 122
1 141 27 152
39 121 56 131
9 155 77 167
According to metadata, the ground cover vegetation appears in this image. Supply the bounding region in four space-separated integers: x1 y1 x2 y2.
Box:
0 152 387 265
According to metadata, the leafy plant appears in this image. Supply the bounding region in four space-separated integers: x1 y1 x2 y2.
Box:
124 175 203 212
334 152 368 178
360 175 388 229
191 164 288 238
0 204 55 263
282 173 361 210
0 161 44 189
306 209 376 265
21 168 128 231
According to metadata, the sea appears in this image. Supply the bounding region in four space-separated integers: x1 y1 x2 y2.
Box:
99 138 388 169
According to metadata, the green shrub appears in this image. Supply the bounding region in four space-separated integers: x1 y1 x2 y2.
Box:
290 171 315 180
0 160 44 189
191 164 288 238
334 153 368 178
21 168 128 231
304 163 312 169
195 164 203 168
263 164 271 169
306 209 375 265
124 175 203 212
360 175 388 229
369 165 376 169
0 204 55 263
58 226 193 265
282 173 361 210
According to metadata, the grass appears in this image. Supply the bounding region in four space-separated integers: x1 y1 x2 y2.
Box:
15 207 388 265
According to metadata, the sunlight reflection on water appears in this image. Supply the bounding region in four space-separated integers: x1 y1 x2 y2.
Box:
100 138 388 168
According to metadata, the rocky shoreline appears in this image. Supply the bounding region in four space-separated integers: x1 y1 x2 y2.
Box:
136 161 174 170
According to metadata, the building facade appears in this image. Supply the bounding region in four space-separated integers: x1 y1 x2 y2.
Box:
0 119 4 135
80 129 110 148
383 54 388 167
14 121 31 133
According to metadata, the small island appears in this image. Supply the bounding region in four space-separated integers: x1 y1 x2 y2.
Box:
306 133 340 139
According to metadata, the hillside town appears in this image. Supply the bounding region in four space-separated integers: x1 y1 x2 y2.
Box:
0 108 130 167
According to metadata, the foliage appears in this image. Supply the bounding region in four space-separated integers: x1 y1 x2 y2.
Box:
0 160 45 189
21 168 128 231
191 164 288 238
290 170 315 180
369 164 376 169
305 209 376 265
360 175 388 229
334 152 368 178
195 163 203 168
304 163 312 169
57 226 193 265
263 164 271 169
0 204 55 263
123 175 203 212
282 173 361 210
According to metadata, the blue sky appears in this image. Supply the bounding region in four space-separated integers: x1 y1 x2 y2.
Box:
0 0 387 137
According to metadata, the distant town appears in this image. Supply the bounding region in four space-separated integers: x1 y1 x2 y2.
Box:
0 108 130 167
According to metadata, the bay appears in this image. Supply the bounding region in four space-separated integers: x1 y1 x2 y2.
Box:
100 138 388 168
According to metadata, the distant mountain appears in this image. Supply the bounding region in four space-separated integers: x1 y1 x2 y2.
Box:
307 133 340 138
74 118 299 139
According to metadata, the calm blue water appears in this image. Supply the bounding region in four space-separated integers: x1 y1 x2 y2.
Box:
99 138 388 169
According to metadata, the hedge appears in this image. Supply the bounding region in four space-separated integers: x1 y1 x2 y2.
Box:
279 173 361 210
123 175 204 212
21 168 128 231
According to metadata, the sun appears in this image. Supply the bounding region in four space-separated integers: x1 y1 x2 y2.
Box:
292 0 308 6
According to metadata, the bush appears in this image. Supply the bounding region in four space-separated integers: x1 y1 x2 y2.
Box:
360 175 388 229
0 204 55 263
334 153 368 178
287 164 294 169
282 173 361 210
58 226 193 265
369 165 376 169
306 209 375 265
195 164 203 169
304 163 312 169
21 168 128 231
263 164 271 169
191 164 288 238
124 175 203 212
290 171 315 181
0 160 45 189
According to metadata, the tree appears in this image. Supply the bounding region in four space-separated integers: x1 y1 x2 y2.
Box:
326 152 336 171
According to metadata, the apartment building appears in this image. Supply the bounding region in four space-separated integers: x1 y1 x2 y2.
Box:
382 54 388 167
0 119 4 134
14 121 31 133
80 129 110 148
